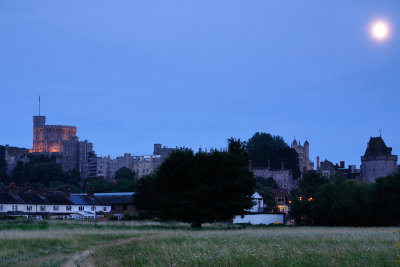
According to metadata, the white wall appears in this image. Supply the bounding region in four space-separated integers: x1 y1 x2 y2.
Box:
233 214 284 225
0 204 111 214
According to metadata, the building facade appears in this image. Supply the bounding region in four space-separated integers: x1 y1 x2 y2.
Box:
29 115 95 178
291 139 314 174
96 144 175 181
360 137 398 182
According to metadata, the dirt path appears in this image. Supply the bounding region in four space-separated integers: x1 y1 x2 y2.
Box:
62 235 158 267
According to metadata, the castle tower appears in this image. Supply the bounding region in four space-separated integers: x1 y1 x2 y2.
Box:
291 138 314 174
360 136 398 182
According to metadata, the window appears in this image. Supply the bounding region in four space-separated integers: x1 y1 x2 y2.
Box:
12 205 18 211
103 207 107 212
27 206 33 211
53 206 59 211
79 206 84 211
40 206 46 212
91 206 95 211
0 205 3 211
143 169 145 173
283 184 287 188
66 206 72 211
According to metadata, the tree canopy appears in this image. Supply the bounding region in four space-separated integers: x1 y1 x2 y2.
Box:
290 171 400 226
150 139 255 228
246 132 300 178
115 167 135 181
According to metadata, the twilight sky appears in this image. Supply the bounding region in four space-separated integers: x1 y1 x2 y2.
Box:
1 1 399 167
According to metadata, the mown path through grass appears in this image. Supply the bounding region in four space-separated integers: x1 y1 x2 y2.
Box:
0 221 399 266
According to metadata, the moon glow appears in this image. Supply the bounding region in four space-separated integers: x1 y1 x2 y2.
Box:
371 21 390 41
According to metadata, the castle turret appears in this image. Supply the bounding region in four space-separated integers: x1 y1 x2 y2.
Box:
360 136 398 182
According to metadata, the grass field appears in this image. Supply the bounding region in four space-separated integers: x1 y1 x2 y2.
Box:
0 221 398 267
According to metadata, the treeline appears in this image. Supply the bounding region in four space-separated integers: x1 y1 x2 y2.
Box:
135 139 255 228
290 171 400 226
0 154 137 193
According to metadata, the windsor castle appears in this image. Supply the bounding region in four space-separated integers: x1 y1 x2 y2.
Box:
1 114 399 185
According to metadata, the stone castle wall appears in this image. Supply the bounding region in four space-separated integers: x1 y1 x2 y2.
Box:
360 155 398 182
253 168 298 191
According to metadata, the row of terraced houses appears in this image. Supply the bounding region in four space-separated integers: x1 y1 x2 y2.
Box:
0 185 135 219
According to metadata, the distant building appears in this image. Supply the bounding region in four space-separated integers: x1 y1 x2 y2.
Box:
3 145 30 176
317 158 336 178
29 114 95 178
96 143 176 181
316 157 360 179
360 136 398 182
153 144 176 158
0 184 111 219
291 139 314 175
93 192 136 217
232 192 285 225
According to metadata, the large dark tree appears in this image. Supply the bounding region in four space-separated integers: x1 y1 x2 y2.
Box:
310 177 374 226
372 172 400 225
289 172 328 224
135 174 157 215
246 132 300 178
152 139 255 228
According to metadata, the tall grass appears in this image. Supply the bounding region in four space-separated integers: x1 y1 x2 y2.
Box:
0 221 398 266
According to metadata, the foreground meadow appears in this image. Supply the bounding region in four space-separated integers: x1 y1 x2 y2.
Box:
0 221 398 267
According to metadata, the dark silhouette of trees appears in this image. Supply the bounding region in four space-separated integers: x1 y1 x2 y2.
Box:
290 171 400 226
115 167 135 181
151 139 255 228
246 132 300 178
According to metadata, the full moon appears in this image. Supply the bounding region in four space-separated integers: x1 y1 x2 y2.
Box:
371 21 390 40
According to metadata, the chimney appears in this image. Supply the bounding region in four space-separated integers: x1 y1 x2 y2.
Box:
316 156 320 170
268 160 271 170
38 186 45 197
9 183 18 195
87 186 94 199
281 161 285 170
340 161 345 168
63 187 70 199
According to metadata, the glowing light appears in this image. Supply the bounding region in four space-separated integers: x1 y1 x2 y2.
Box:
370 20 390 41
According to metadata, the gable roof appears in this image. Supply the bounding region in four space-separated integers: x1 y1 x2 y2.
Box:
93 192 135 205
364 137 392 157
45 192 74 205
70 194 106 206
0 192 25 204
